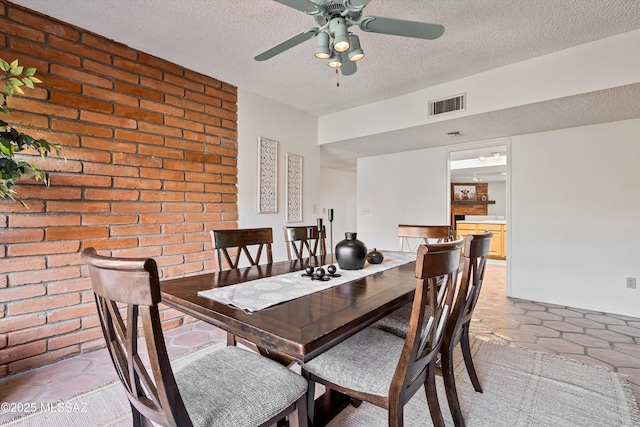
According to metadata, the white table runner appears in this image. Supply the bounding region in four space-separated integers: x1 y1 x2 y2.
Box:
198 251 416 313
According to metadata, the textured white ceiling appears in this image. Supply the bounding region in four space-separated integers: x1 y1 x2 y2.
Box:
10 0 640 170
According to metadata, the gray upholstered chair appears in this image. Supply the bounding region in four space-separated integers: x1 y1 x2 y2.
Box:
440 232 492 427
283 225 327 260
210 227 273 346
398 224 453 252
374 225 457 337
374 232 493 427
210 227 273 271
82 248 307 427
301 239 464 427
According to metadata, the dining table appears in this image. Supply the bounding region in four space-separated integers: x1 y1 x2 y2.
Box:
160 253 418 425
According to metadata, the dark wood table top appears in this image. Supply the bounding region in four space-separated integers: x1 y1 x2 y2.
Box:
160 257 417 363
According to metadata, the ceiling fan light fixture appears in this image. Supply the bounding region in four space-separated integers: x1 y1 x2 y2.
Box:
347 34 364 61
254 2 445 77
314 31 331 59
330 18 350 52
327 50 343 68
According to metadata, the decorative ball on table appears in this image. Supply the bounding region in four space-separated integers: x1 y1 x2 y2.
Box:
366 248 384 264
326 264 340 277
310 267 330 281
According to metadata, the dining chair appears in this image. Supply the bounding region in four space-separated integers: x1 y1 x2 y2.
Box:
81 247 308 427
375 225 457 337
398 224 454 252
373 232 492 427
441 232 492 427
210 227 273 271
210 227 273 346
283 225 327 261
301 239 464 427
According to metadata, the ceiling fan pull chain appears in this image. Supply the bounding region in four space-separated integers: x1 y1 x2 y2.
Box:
336 68 340 87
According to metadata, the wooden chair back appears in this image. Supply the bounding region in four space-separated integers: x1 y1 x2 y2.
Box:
391 237 463 412
447 232 492 346
283 225 327 260
210 228 273 271
81 247 192 427
398 224 454 252
438 231 493 426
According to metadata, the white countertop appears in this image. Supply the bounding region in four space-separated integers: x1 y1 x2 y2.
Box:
457 220 506 225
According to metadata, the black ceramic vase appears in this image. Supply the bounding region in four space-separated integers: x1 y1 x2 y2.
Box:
335 232 367 270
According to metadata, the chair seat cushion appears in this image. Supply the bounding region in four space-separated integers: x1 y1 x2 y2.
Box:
175 346 307 427
372 302 412 338
373 275 446 339
301 327 405 398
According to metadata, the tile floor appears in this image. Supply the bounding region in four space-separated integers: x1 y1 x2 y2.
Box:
472 261 640 402
0 261 639 424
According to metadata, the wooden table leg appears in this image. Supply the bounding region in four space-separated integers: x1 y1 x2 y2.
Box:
311 388 352 427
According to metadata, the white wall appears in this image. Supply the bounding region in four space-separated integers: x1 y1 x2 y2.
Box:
488 181 507 216
237 89 320 262
319 29 640 144
357 146 450 251
356 118 640 317
319 167 357 256
510 118 640 317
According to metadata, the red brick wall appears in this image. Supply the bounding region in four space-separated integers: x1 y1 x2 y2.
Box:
0 1 238 376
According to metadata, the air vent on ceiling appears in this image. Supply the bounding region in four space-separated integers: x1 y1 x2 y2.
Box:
428 94 466 117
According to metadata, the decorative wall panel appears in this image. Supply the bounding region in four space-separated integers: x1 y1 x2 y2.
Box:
257 137 278 213
285 153 303 223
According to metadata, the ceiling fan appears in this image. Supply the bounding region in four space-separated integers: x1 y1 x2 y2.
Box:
254 0 444 76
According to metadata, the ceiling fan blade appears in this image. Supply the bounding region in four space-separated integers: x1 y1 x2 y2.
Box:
359 16 444 40
272 0 320 14
341 58 357 76
344 0 373 12
254 28 319 61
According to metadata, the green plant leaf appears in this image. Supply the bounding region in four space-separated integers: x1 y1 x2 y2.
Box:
10 66 24 76
0 56 64 207
3 84 13 97
21 77 34 89
8 77 24 87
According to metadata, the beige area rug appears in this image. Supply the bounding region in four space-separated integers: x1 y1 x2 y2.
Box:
328 339 640 427
2 339 639 427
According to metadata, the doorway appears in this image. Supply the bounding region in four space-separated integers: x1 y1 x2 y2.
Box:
448 141 509 263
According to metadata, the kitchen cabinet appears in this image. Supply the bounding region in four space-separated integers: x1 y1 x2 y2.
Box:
455 222 506 259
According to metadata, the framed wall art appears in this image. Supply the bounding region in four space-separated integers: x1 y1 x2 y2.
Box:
285 153 303 223
453 184 477 201
257 137 278 213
